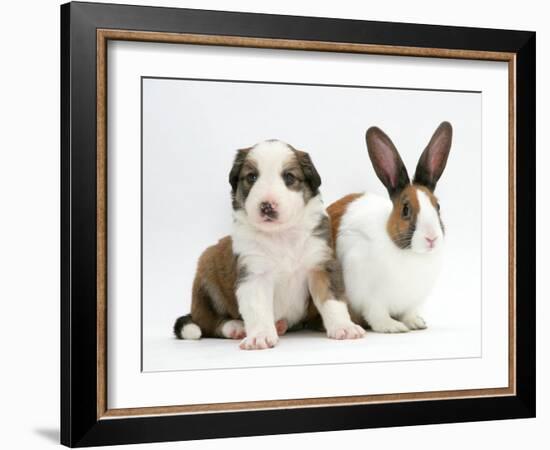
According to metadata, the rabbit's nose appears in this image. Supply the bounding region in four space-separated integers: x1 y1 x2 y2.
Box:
425 236 438 248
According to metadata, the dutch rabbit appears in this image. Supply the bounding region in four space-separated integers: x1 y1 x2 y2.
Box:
327 122 453 333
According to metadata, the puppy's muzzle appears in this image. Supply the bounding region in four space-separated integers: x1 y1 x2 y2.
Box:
259 201 278 220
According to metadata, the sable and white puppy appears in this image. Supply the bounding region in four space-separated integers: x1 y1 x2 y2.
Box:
174 140 365 350
328 122 452 333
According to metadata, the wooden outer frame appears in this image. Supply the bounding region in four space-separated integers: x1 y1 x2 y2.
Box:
62 1 535 447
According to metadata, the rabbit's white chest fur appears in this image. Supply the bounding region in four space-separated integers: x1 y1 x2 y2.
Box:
336 193 443 330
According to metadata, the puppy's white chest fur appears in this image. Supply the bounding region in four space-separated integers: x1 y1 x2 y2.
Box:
272 232 325 324
233 223 328 326
272 269 309 326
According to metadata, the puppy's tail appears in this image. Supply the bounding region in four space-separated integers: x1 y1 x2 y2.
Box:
173 314 202 340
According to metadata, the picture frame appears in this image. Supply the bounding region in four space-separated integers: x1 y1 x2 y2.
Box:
60 1 536 447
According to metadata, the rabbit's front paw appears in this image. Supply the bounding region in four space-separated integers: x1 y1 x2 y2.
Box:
370 318 409 333
401 315 427 330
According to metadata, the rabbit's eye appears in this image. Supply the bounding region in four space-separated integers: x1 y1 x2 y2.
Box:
402 203 411 219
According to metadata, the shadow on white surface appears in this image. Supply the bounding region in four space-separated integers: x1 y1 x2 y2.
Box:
33 428 59 444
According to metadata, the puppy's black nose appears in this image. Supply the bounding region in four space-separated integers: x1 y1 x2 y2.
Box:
260 201 278 219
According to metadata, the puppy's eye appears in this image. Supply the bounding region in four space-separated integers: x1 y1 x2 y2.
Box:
283 172 296 186
245 173 257 184
436 202 441 212
402 202 411 219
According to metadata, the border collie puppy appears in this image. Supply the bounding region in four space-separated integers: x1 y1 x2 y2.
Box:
174 139 365 350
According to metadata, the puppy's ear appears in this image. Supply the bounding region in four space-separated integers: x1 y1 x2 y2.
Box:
295 150 322 195
229 148 251 192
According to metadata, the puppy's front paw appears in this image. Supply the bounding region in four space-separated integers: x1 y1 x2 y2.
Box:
326 322 366 340
370 318 409 333
239 329 279 350
401 315 427 330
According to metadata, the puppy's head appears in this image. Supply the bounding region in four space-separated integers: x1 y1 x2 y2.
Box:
229 140 321 232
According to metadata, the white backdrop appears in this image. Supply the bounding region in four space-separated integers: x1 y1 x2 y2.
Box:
0 0 547 449
142 77 482 368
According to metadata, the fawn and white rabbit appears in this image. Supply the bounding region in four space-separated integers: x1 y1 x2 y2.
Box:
327 122 453 333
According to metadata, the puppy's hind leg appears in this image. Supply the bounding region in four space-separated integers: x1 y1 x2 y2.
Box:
219 319 246 339
275 319 288 336
188 282 227 338
220 319 285 339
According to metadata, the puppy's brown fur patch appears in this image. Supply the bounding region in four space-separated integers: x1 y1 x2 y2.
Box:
189 236 241 337
308 269 331 306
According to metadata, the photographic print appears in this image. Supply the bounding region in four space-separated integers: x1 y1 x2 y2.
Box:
141 77 482 372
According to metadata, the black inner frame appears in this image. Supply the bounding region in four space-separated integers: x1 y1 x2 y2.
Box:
61 2 536 447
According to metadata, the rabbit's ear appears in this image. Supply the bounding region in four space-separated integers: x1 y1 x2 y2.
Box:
366 126 410 198
413 122 453 191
